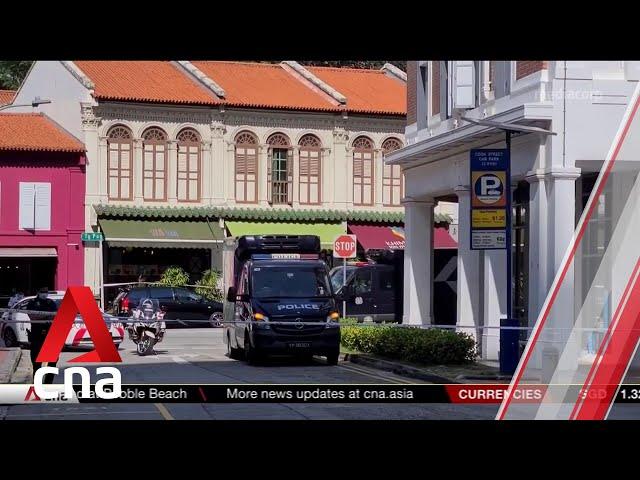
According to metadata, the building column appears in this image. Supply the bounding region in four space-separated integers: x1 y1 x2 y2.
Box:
402 198 434 325
321 147 332 206
455 185 482 345
292 146 300 208
332 128 348 208
374 148 384 208
201 140 213 204
258 144 269 206
210 121 226 204
526 167 580 372
225 141 235 204
167 140 178 204
133 138 144 204
80 103 102 296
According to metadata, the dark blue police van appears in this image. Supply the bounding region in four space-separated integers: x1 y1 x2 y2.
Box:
222 235 341 365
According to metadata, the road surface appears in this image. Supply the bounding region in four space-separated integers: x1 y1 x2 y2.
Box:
0 328 500 420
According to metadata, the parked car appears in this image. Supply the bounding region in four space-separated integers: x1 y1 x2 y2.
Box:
111 286 223 328
0 293 124 349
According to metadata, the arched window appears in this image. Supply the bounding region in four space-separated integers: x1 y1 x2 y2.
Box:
142 127 168 201
176 128 201 202
107 125 133 200
352 136 374 206
234 131 259 203
382 137 403 206
267 132 292 205
298 134 322 205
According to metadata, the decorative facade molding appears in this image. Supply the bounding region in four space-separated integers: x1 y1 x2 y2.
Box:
381 63 407 82
80 102 101 129
61 61 95 90
333 128 349 143
210 121 226 138
176 61 226 98
96 104 211 126
281 61 347 105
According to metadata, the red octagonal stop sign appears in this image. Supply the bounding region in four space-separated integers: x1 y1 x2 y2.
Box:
333 234 357 258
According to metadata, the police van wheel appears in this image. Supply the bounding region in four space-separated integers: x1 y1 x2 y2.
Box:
326 350 340 366
244 335 261 365
2 328 17 348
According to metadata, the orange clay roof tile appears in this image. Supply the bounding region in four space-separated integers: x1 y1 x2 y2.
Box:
0 113 85 152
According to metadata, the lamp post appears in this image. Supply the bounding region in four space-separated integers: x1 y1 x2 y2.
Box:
0 96 51 112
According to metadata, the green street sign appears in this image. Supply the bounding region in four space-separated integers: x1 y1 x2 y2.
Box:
81 232 103 242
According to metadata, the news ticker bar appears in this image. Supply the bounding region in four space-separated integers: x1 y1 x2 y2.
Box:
5 384 640 405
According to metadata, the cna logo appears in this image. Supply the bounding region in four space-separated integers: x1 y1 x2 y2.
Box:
37 286 121 364
30 286 122 401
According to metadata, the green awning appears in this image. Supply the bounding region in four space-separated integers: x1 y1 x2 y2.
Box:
99 219 224 248
225 221 345 247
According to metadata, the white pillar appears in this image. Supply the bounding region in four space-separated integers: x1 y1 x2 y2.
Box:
210 121 226 205
483 250 506 360
167 140 178 204
526 171 549 326
321 147 332 206
133 138 144 204
332 129 348 209
455 185 482 344
201 140 213 204
225 141 235 204
258 144 269 206
402 198 434 325
374 148 384 208
292 146 300 208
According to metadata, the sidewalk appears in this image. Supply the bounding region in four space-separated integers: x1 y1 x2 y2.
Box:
342 352 512 384
0 348 23 383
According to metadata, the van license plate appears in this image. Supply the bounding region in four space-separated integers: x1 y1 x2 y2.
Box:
288 342 311 349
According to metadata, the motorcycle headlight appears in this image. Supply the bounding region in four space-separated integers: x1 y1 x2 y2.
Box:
326 312 340 327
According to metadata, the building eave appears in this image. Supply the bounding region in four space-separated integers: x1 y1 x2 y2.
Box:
386 102 553 167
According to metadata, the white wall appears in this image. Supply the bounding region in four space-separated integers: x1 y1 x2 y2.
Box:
12 61 91 139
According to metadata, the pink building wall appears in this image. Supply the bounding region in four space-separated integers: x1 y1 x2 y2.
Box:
0 152 86 290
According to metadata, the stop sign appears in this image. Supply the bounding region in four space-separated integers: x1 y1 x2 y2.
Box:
333 234 357 258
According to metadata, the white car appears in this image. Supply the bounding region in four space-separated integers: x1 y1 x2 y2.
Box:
0 293 124 349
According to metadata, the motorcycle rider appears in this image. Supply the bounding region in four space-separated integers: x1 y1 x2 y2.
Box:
26 287 58 384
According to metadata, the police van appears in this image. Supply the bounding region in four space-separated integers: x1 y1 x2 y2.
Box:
222 235 341 365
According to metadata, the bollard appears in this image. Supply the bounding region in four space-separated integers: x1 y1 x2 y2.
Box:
499 316 520 375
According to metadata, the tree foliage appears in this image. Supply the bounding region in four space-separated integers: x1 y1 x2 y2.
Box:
195 269 224 302
0 61 33 90
158 266 190 287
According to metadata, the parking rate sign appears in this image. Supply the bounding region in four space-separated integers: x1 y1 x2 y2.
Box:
333 234 357 258
470 149 509 250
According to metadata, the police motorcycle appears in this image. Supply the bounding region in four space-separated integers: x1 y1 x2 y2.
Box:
126 298 166 355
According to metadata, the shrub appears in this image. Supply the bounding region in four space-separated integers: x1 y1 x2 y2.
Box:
195 269 224 302
340 325 476 365
158 266 189 287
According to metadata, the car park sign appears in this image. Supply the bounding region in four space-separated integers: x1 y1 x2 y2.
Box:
333 234 357 258
470 149 509 250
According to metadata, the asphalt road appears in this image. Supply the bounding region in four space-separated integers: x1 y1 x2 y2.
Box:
0 328 500 420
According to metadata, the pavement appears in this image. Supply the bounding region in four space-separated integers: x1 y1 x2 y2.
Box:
0 328 500 420
2 328 638 420
0 348 21 383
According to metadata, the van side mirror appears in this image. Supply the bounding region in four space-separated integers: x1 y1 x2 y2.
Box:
226 286 237 302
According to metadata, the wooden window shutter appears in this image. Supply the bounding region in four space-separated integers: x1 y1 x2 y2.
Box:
287 148 293 204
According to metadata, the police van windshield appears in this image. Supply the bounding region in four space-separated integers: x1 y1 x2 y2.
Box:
330 266 358 293
252 266 332 298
